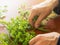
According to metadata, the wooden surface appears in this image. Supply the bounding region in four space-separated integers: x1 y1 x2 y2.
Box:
46 16 60 33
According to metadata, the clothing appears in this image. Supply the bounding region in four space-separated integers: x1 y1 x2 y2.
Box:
53 0 60 44
57 36 60 45
54 0 60 44
53 0 60 14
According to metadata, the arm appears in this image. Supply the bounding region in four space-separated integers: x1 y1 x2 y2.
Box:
32 0 58 9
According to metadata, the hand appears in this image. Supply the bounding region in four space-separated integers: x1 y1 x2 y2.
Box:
29 32 60 45
29 0 58 28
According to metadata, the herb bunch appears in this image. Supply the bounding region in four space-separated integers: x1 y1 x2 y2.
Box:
0 9 35 45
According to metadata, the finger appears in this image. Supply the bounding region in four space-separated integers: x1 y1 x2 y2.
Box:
34 39 51 45
29 9 37 26
40 32 60 39
34 12 49 28
29 35 45 45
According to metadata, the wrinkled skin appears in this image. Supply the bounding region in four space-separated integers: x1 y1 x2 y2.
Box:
29 32 60 45
29 0 58 28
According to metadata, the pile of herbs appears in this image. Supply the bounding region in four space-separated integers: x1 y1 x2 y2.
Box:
0 9 35 45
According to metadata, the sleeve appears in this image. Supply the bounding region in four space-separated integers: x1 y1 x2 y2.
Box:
53 0 60 15
57 36 60 45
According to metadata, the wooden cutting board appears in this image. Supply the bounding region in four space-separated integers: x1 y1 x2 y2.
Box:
45 15 60 33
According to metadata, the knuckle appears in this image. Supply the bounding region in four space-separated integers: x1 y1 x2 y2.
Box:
36 34 42 37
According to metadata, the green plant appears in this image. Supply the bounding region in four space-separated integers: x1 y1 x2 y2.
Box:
0 9 35 45
9 17 35 45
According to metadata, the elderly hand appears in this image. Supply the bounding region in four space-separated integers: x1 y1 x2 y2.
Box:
29 0 58 28
29 32 60 45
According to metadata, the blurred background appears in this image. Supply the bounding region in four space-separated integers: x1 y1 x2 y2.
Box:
0 0 44 21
